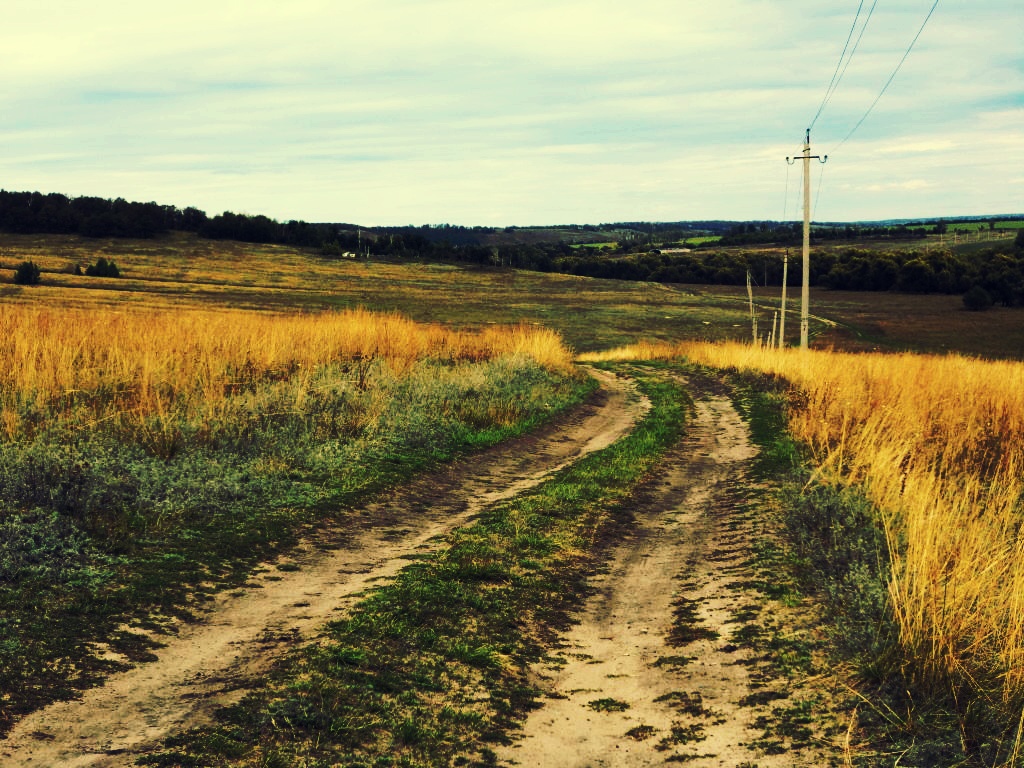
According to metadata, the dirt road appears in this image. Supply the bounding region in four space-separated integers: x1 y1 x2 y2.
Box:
1 369 648 768
498 376 833 767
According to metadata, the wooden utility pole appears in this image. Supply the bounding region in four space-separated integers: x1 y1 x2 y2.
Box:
787 130 827 349
746 271 758 345
779 249 788 348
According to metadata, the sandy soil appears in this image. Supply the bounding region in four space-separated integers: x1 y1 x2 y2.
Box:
497 377 831 767
1 369 648 768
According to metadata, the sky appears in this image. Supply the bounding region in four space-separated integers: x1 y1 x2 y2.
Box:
2 0 1021 226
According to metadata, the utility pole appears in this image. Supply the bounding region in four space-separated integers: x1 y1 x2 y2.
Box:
787 130 827 349
746 270 758 345
779 249 788 348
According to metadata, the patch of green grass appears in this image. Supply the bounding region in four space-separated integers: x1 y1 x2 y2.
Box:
667 596 719 646
654 691 711 718
652 655 696 669
587 698 630 712
738 689 790 708
751 698 818 753
655 723 706 750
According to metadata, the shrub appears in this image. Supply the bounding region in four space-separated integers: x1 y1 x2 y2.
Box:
84 257 120 278
13 261 41 285
962 285 994 311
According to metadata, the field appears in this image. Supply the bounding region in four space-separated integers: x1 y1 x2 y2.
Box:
906 221 1024 232
3 231 1022 358
3 231 1024 766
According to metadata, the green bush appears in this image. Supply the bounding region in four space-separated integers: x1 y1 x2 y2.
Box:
962 285 994 311
13 260 41 285
783 485 895 665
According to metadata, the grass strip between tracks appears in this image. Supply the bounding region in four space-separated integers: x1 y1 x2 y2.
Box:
140 364 689 768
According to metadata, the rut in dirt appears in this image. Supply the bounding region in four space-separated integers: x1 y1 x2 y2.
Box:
1 368 648 768
498 374 835 767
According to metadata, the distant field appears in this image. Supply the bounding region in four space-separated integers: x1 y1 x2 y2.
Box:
906 220 1023 233
947 220 1024 232
2 231 1022 359
569 241 617 250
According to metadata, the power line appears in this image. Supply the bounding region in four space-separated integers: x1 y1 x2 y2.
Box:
829 0 880 114
782 160 792 221
809 1 865 130
833 0 941 150
812 161 827 220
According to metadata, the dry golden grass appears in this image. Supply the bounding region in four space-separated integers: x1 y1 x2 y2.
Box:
0 304 573 442
582 341 1024 706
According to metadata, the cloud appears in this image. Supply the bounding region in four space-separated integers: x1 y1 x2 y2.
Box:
875 139 957 155
0 1 1020 224
861 180 933 192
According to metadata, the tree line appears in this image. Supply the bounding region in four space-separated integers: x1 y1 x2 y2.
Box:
716 222 930 247
0 191 207 238
4 188 1023 303
0 190 349 246
554 241 1024 305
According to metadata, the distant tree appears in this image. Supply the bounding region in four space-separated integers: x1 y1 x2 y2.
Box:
1016 228 1024 251
962 285 994 311
178 206 208 231
13 260 41 285
897 258 936 293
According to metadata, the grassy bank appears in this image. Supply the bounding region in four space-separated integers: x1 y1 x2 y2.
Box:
139 365 689 767
0 306 583 735
583 342 1024 766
